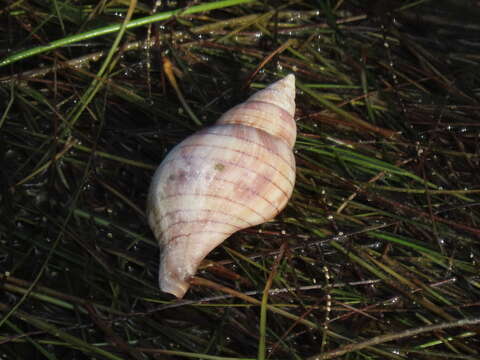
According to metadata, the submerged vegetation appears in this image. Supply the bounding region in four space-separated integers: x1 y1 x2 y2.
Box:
1 0 480 359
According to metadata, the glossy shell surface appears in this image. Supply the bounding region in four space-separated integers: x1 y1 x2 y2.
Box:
147 74 297 298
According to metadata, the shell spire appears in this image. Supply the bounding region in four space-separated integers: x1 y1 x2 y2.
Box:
147 74 297 298
216 74 296 148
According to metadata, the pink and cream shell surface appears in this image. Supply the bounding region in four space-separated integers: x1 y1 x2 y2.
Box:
147 74 297 298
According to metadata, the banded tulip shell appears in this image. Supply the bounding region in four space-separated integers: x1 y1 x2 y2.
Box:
147 74 297 298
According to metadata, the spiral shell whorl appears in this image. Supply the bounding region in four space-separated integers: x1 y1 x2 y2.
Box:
216 74 296 148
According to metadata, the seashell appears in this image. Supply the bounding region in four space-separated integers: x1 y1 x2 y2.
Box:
147 74 297 298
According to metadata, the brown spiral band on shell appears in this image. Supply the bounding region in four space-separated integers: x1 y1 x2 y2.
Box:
160 153 293 197
158 193 270 221
162 209 255 227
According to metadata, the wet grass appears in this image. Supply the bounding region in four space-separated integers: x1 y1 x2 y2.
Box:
1 0 480 359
